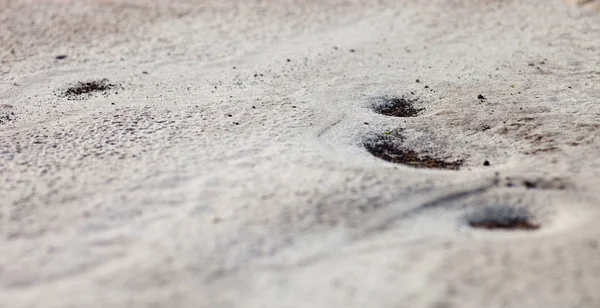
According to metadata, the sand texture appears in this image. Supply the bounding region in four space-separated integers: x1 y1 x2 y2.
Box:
1 0 600 307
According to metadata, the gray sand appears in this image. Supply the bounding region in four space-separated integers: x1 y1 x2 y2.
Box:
1 0 600 307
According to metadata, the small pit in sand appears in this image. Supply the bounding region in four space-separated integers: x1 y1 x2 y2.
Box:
364 134 463 170
371 97 424 117
61 79 117 99
0 104 16 124
467 206 540 231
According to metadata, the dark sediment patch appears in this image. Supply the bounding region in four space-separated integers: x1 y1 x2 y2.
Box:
364 134 463 170
467 206 540 231
60 79 117 99
371 97 424 117
469 219 539 230
0 104 16 124
501 176 570 190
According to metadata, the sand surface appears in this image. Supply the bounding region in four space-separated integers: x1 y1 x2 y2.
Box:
2 0 600 307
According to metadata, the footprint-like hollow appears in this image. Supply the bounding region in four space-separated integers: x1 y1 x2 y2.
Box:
364 132 463 170
466 205 540 231
371 96 424 117
60 79 118 99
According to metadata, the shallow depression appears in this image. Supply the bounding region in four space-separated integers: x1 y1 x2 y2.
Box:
363 132 463 170
465 205 541 231
371 96 424 118
59 79 119 100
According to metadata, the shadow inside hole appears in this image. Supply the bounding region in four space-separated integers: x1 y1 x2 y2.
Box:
467 205 540 231
372 97 424 117
364 134 463 170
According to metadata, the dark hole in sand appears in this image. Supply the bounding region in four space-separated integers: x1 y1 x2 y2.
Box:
0 105 16 124
372 97 423 117
364 135 463 170
469 219 539 230
0 112 15 124
62 79 116 99
467 206 540 231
